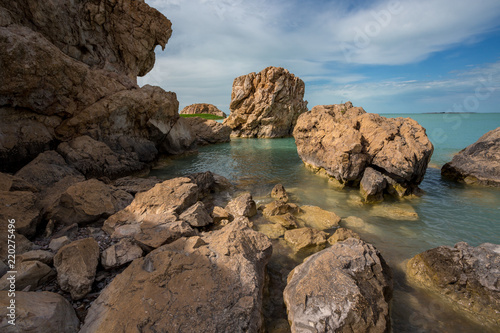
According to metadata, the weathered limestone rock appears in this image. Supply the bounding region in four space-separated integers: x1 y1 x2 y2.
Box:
224 66 308 138
80 221 272 332
256 223 287 239
0 191 40 238
46 179 133 226
284 238 393 333
0 291 79 333
268 213 298 229
225 192 257 218
297 205 341 230
181 103 227 118
407 242 500 328
328 227 361 245
0 260 55 291
284 227 328 253
54 238 100 300
180 201 212 227
184 117 231 145
293 102 433 200
101 238 143 270
271 183 289 202
441 127 500 186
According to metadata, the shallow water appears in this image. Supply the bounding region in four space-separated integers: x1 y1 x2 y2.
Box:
150 113 500 332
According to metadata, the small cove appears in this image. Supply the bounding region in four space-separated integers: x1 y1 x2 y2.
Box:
150 113 500 332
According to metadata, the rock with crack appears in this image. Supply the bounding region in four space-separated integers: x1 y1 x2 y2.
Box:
80 221 272 332
0 291 79 333
284 238 393 333
407 242 500 328
441 127 500 186
293 102 433 201
224 66 308 138
0 190 40 238
101 238 143 270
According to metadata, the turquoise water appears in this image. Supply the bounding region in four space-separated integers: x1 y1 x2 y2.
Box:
150 113 500 332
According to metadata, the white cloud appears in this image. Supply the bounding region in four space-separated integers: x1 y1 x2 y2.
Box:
140 0 500 112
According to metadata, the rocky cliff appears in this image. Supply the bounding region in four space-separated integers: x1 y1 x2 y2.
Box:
0 0 193 172
224 66 308 138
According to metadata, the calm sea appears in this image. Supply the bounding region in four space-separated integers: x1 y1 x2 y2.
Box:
151 113 500 332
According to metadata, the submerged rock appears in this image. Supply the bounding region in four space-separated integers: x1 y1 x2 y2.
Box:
407 242 500 328
296 205 341 230
80 221 272 332
293 102 433 201
181 103 227 118
441 127 500 186
284 238 393 332
284 227 328 253
224 66 308 138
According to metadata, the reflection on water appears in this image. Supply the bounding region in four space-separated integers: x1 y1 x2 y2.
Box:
150 136 500 332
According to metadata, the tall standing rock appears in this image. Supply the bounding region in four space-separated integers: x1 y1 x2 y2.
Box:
224 66 308 138
293 102 433 201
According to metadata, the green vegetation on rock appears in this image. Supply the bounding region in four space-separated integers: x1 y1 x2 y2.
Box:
180 113 224 120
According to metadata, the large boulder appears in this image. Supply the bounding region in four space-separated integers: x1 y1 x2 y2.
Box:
183 117 231 145
441 127 500 186
0 291 79 333
284 238 393 332
407 242 500 328
224 66 308 138
80 221 272 332
0 260 55 291
181 103 227 118
0 191 40 238
293 102 433 200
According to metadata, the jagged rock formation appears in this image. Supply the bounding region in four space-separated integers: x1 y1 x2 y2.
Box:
407 242 500 329
0 0 193 173
224 66 308 138
441 127 500 186
181 103 227 118
284 238 393 332
293 102 433 201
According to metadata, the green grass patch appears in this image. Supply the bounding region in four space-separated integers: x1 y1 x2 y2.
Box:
180 113 225 120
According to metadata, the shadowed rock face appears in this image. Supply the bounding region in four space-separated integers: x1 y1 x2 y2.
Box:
181 103 227 118
224 66 308 138
293 102 434 201
441 127 500 186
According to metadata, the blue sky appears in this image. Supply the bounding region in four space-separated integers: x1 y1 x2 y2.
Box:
139 0 500 114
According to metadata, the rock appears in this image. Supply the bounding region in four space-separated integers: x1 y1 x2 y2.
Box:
328 227 361 245
268 213 298 229
161 116 196 155
184 117 232 145
17 250 54 265
181 103 227 118
284 227 328 253
360 167 388 203
54 238 100 300
0 191 40 238
441 127 500 186
0 291 79 333
101 239 143 270
0 171 37 192
57 136 146 179
0 260 55 291
180 201 213 227
224 66 308 138
112 176 162 195
407 242 500 328
293 102 434 200
51 223 79 239
80 220 272 332
296 205 341 230
49 236 71 252
284 238 393 333
46 179 133 226
256 223 287 239
225 192 257 218
211 206 232 224
271 183 289 202
263 200 299 217
0 233 33 262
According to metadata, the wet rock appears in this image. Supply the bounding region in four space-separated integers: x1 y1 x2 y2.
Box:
407 242 500 328
268 213 298 229
293 102 433 200
101 239 143 270
224 66 308 138
17 250 54 265
46 179 133 226
256 223 287 239
54 238 100 300
263 200 299 217
284 227 328 253
284 238 393 333
181 103 227 118
225 192 257 218
328 227 361 245
180 201 212 227
271 183 289 202
80 220 272 332
0 260 55 291
441 127 500 186
0 191 40 238
0 291 79 333
184 117 231 145
360 167 387 203
49 236 71 252
297 205 341 230
112 176 162 195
